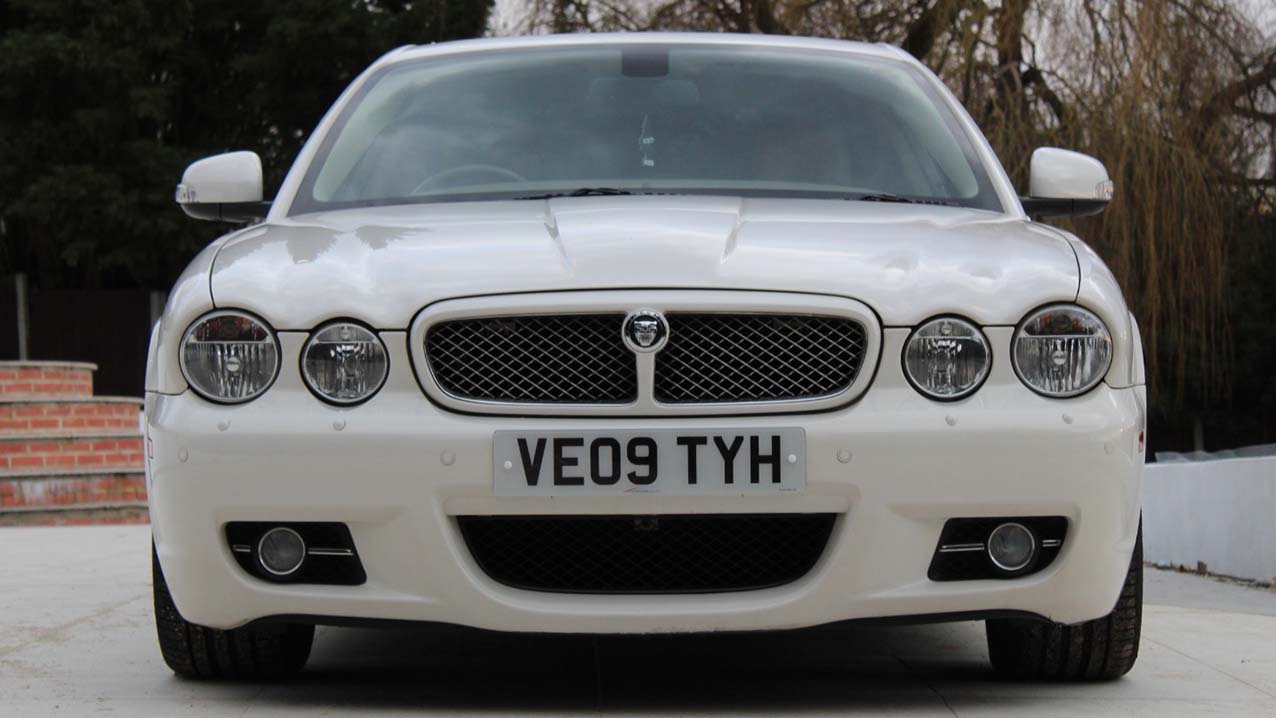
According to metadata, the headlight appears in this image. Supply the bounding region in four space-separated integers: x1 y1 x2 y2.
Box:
180 311 280 403
903 317 991 400
300 322 388 405
1012 305 1112 397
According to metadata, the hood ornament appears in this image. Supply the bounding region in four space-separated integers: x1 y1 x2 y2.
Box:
623 309 668 353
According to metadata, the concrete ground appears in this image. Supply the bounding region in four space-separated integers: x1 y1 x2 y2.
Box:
4 526 1276 717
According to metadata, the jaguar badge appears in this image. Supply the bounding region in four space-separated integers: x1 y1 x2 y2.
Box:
623 309 669 353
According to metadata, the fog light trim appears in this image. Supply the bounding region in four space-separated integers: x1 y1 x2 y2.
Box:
927 516 1067 582
225 521 367 586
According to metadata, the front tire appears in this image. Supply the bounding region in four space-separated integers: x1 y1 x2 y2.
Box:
152 545 314 679
985 523 1142 681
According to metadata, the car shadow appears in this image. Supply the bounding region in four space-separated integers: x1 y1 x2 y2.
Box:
248 620 1002 713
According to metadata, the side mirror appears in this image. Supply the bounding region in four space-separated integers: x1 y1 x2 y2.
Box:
1020 147 1114 218
175 151 270 223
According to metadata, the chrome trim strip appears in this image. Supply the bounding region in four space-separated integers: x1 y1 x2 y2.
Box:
938 543 985 553
231 544 252 553
307 547 355 557
1041 539 1062 548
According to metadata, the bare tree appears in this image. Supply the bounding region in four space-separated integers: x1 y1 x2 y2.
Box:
502 0 1276 409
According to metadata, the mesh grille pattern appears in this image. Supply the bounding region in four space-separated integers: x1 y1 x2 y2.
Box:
655 314 867 403
426 314 636 403
458 514 836 594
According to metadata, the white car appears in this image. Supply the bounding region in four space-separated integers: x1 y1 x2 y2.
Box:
147 33 1145 681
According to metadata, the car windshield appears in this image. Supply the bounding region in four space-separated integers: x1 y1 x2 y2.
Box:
292 43 1003 214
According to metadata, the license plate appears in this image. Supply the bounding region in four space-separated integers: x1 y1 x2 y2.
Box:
493 428 805 496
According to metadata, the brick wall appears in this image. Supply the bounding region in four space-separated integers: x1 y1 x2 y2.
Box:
0 437 144 473
0 474 146 510
0 360 146 526
0 366 94 398
0 402 140 434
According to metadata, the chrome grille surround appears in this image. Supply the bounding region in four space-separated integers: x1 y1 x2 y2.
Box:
410 291 881 417
426 314 636 404
655 313 867 403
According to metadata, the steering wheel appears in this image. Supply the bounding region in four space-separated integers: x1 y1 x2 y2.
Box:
412 164 526 194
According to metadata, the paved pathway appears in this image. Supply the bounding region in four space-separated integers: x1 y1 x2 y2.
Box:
4 525 1276 716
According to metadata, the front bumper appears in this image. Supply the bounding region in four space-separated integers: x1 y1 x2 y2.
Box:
148 329 1144 632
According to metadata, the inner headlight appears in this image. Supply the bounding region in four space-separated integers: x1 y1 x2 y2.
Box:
1012 305 1112 397
301 322 388 405
180 310 279 403
903 317 991 400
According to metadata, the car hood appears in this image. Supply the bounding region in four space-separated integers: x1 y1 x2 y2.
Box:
210 196 1079 329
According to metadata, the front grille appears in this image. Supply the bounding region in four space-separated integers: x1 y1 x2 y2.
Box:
656 314 867 403
458 514 836 594
424 310 868 408
426 314 636 403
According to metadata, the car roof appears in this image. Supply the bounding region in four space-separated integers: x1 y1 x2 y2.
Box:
378 32 917 70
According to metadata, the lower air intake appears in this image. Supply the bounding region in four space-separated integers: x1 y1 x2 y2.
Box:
457 513 836 594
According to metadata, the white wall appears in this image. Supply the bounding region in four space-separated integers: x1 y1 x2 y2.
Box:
1143 455 1276 582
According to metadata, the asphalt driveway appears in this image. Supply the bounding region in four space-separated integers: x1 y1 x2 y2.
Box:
4 525 1275 716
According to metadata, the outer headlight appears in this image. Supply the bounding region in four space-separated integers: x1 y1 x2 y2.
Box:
903 316 991 401
300 322 388 405
1012 305 1112 397
180 310 280 403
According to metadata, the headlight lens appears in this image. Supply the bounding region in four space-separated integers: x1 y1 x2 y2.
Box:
1012 305 1112 397
301 322 388 405
180 311 279 403
903 317 991 400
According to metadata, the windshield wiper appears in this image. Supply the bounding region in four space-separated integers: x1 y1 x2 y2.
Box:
854 193 958 206
856 192 915 203
514 187 634 200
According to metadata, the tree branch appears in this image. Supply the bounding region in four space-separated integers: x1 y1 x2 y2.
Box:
1231 105 1276 124
1022 66 1068 127
901 0 966 60
1194 49 1276 136
1218 174 1276 187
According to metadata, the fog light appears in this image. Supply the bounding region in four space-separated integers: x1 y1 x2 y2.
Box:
987 522 1035 572
257 527 306 576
